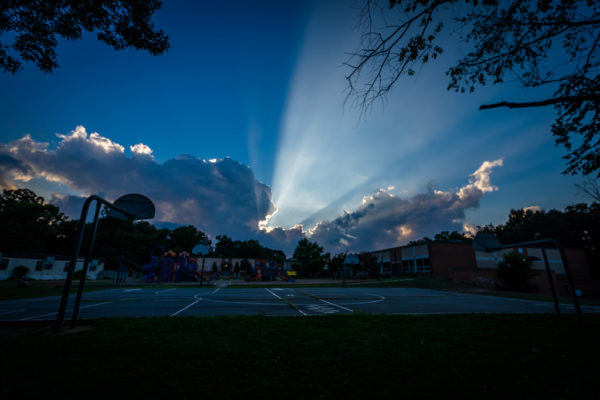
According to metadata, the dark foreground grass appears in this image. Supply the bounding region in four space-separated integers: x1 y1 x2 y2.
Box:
1 314 598 399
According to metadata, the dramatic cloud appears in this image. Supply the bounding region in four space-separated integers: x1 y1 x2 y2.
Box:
57 126 125 154
130 143 154 158
0 126 290 246
307 159 504 253
0 126 502 255
0 153 31 189
457 158 504 201
523 205 542 213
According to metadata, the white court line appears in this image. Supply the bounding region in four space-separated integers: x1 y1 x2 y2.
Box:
265 288 307 315
343 294 386 306
193 296 289 306
124 288 143 292
265 288 282 299
296 308 308 316
211 288 221 295
171 300 200 317
319 299 354 313
20 301 112 321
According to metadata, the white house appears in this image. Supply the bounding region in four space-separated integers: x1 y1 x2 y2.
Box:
0 252 105 280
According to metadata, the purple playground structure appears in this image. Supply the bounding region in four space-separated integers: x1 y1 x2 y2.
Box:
141 245 200 283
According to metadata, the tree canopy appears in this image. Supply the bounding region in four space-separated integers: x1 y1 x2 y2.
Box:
0 188 68 253
0 0 169 73
407 230 472 246
213 234 285 262
489 203 600 249
346 0 600 176
167 226 211 254
0 188 212 268
293 238 330 276
476 203 600 278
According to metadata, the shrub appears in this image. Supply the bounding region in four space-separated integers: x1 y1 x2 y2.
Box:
10 265 29 280
238 258 252 277
497 252 538 292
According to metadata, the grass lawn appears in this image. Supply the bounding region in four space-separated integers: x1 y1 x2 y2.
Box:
1 314 598 399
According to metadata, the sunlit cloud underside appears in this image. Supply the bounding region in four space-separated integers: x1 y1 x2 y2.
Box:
1 124 504 254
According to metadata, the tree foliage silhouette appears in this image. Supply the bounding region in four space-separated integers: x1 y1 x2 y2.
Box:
0 188 67 253
293 238 329 276
346 0 600 176
497 252 538 292
0 0 169 73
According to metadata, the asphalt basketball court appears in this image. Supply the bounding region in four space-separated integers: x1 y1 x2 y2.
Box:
2 284 600 322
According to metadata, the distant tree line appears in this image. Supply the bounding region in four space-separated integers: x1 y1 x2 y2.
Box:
404 204 600 278
407 230 473 246
211 234 285 262
2 188 598 277
290 239 379 279
0 188 283 270
292 206 600 279
481 204 600 251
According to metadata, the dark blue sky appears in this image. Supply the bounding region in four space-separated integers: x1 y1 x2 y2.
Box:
0 0 312 185
0 0 588 254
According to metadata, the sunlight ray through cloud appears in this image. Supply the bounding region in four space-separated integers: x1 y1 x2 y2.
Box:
1 123 505 255
268 3 388 229
267 2 496 231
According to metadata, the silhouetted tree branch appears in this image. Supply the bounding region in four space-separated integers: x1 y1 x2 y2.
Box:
576 179 600 203
346 0 600 176
480 95 600 110
0 0 169 73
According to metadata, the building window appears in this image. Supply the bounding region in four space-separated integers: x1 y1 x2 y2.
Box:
414 258 432 273
0 258 8 270
401 259 417 273
35 260 43 271
422 258 432 272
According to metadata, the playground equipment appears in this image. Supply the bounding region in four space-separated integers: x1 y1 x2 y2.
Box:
262 261 276 281
246 265 263 281
245 260 284 281
141 244 163 283
141 245 200 283
280 270 296 282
